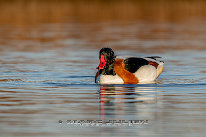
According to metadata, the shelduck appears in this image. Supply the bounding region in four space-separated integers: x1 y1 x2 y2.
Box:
95 48 164 84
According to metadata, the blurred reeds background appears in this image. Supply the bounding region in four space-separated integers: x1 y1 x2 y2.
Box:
0 0 206 25
0 0 206 52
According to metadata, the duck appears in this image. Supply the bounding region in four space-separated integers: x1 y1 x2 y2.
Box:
95 48 164 84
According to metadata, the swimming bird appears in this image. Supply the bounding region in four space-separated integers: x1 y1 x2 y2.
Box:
95 48 164 84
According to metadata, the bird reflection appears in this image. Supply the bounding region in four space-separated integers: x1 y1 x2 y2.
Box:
98 85 159 123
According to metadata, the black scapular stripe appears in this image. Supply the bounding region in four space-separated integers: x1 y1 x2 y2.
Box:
123 58 149 73
146 56 161 60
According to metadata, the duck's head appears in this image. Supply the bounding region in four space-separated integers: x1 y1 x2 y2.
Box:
97 47 115 70
95 48 116 83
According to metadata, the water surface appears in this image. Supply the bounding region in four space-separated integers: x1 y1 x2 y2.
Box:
0 1 206 137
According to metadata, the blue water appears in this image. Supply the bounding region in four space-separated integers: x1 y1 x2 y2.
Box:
0 43 206 137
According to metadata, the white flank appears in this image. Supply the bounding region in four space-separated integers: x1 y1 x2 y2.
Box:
157 62 164 77
134 65 157 83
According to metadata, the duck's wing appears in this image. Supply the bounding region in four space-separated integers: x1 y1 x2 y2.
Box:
122 56 164 73
145 56 164 62
123 57 149 73
145 56 161 60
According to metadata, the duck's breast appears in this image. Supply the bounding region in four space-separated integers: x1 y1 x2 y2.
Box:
99 74 124 84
